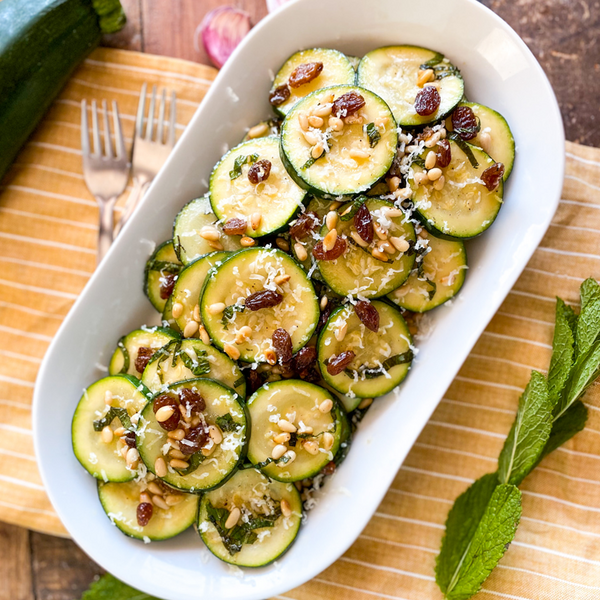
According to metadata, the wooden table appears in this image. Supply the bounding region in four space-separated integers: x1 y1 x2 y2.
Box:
1 1 597 599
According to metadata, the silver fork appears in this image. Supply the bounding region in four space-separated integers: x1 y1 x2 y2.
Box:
114 83 177 237
81 99 130 265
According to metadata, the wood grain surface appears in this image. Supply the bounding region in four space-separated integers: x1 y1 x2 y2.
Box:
2 1 597 599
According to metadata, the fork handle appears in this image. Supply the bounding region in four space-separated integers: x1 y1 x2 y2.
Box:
97 196 118 266
114 177 150 238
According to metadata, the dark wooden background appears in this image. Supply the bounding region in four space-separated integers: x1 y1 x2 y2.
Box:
1 1 598 599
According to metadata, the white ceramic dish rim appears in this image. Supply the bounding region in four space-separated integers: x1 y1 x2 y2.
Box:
33 0 564 598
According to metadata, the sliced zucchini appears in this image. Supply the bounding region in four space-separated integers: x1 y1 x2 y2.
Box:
173 196 242 266
144 240 182 312
162 296 181 334
281 85 397 197
137 378 248 492
170 251 229 334
198 468 302 567
318 301 413 398
409 139 503 238
98 478 198 541
388 230 467 312
357 45 464 127
315 197 416 298
201 248 319 363
141 338 246 398
270 48 355 117
72 375 152 482
108 327 180 378
209 137 306 238
242 119 281 142
453 101 515 180
247 380 343 482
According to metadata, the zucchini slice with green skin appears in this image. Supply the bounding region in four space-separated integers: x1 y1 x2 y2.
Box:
141 338 246 398
280 85 397 197
201 248 319 364
144 240 182 312
170 251 229 334
242 119 281 142
247 379 343 482
98 478 198 541
315 198 416 298
209 137 306 238
173 196 242 266
137 378 248 492
452 101 515 180
409 140 504 239
357 45 464 127
108 327 180 377
72 375 152 482
162 296 181 334
388 230 467 312
197 468 302 567
270 48 355 118
318 301 413 398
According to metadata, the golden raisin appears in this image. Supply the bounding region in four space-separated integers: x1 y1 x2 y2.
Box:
289 62 323 88
269 84 290 106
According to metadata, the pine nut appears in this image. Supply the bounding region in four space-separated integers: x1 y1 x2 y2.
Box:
308 115 324 128
433 175 445 191
373 221 387 240
209 425 223 445
193 304 201 322
155 457 167 477
294 243 308 261
390 236 410 253
224 343 240 360
156 405 175 422
198 325 211 345
168 428 185 441
358 397 374 410
272 444 287 459
200 226 220 241
170 301 183 319
387 176 401 192
417 68 435 87
273 432 291 444
323 229 338 252
280 498 292 517
276 238 290 251
101 426 113 444
169 449 187 460
207 302 226 315
126 447 139 468
274 274 290 285
247 122 269 139
319 399 333 413
311 144 324 159
298 112 309 131
184 320 199 338
152 495 169 510
427 167 442 181
322 432 334 451
320 296 328 310
330 200 342 210
265 348 277 365
169 436 181 449
200 443 215 456
335 321 347 342
120 446 128 459
140 492 153 505
380 241 396 255
165 494 184 506
325 211 338 230
225 507 241 529
235 325 253 344
240 236 256 247
372 248 389 261
425 132 442 148
394 187 412 200
302 440 320 455
479 131 492 154
382 207 404 218
414 172 428 185
350 230 369 248
208 240 224 251
349 148 369 160
314 103 332 117
282 450 296 465
328 116 343 131
250 212 262 230
104 390 113 405
439 127 447 139
303 131 319 146
425 151 437 169
169 458 189 470
191 415 201 427
340 204 353 216
277 419 297 433
113 427 126 437
148 482 164 496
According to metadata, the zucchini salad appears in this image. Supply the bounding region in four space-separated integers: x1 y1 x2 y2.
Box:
72 44 514 567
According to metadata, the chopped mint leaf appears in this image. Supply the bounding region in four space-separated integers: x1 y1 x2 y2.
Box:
339 195 367 222
548 298 577 406
81 573 158 600
216 413 241 432
436 474 521 600
497 371 551 486
365 122 381 148
229 154 260 179
344 351 414 380
221 304 245 330
178 348 211 376
448 132 478 169
575 278 600 357
93 407 132 432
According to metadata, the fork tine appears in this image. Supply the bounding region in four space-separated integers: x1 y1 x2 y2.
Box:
168 91 177 147
91 100 101 157
102 100 113 158
81 100 90 156
145 85 157 141
136 82 147 139
112 100 127 159
156 88 166 144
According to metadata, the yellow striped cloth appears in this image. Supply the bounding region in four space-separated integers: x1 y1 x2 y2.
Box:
1 47 600 600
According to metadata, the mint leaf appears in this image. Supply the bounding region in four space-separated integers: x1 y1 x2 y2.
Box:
547 298 577 406
497 371 551 486
216 413 241 432
81 574 158 600
436 475 521 600
576 278 600 357
537 400 588 465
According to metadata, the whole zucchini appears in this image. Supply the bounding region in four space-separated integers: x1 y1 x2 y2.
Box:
0 0 126 181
